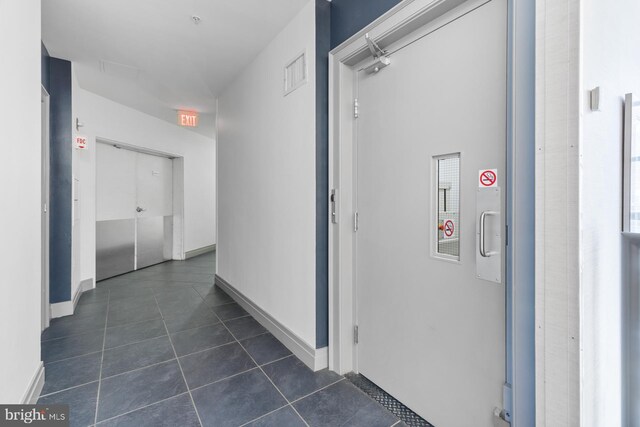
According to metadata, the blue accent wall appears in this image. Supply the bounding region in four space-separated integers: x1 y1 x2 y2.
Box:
48 57 73 304
315 0 331 349
330 0 402 48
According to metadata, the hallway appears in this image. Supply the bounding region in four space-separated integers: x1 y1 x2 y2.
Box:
37 253 404 427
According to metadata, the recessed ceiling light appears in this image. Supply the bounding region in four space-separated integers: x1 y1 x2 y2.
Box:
191 15 201 25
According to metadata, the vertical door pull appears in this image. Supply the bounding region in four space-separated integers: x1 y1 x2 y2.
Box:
479 211 499 257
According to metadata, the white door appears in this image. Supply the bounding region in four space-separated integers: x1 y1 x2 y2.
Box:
96 144 173 280
355 1 507 426
135 152 173 269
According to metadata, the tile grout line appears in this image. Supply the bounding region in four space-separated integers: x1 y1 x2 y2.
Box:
218 316 312 427
93 289 110 425
188 367 261 393
93 392 192 425
237 403 290 426
154 295 205 427
38 380 100 399
289 377 346 405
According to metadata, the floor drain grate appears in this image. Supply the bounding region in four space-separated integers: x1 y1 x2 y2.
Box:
345 373 434 427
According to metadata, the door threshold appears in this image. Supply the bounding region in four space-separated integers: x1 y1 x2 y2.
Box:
345 373 433 427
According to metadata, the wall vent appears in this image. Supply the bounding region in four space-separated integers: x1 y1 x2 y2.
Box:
284 52 307 96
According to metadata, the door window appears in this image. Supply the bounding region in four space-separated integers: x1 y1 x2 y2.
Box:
435 154 460 259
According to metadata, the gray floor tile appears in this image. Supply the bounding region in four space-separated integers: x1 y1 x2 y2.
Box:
244 406 307 427
214 303 249 321
107 302 162 327
147 272 214 284
41 312 106 341
104 319 167 349
293 380 399 427
191 283 215 295
193 284 232 303
191 369 286 427
108 294 157 310
262 356 342 401
96 393 199 427
102 336 175 378
77 288 109 304
154 286 201 303
179 342 256 389
163 306 220 333
224 316 267 340
107 287 155 302
156 296 209 319
41 352 101 395
97 275 134 287
240 333 292 366
38 382 98 427
97 360 187 422
41 331 104 363
74 300 109 317
170 323 234 356
202 292 234 307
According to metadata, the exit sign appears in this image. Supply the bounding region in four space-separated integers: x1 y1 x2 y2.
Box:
178 110 199 127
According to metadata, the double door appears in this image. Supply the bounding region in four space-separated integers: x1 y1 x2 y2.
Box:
96 143 173 281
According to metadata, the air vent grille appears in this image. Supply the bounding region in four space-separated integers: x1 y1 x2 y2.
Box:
284 52 307 95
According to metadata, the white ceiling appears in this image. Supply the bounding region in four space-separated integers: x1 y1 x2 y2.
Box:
42 0 310 137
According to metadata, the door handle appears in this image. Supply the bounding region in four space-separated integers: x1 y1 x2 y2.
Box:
479 210 499 257
136 207 146 213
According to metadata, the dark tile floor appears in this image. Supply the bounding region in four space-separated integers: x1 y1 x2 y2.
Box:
38 252 404 427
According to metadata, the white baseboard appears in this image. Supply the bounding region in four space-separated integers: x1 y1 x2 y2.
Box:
50 301 73 319
51 278 94 319
215 275 329 372
185 244 216 259
21 362 45 404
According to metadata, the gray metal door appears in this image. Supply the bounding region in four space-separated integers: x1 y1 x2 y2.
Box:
96 144 173 280
355 1 507 426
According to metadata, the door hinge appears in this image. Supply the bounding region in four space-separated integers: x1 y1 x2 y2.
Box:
354 98 359 118
354 325 359 344
354 211 359 232
505 225 509 246
43 203 47 214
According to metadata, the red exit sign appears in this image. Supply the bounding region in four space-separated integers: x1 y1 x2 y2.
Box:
178 110 199 127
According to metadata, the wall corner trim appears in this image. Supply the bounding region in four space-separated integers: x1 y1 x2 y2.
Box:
50 278 94 319
21 362 45 404
215 275 329 371
50 301 73 319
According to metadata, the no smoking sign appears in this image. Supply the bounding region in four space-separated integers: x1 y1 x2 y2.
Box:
479 169 498 188
443 220 455 238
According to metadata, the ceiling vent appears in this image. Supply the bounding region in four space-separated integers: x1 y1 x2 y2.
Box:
99 60 140 80
284 52 307 96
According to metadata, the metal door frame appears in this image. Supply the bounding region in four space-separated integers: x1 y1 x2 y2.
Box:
41 85 51 331
327 0 535 424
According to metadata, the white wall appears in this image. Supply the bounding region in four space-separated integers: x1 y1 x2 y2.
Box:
581 0 640 424
217 0 317 347
72 73 216 286
0 0 43 403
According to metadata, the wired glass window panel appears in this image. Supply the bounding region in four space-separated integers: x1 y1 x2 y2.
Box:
436 154 460 259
